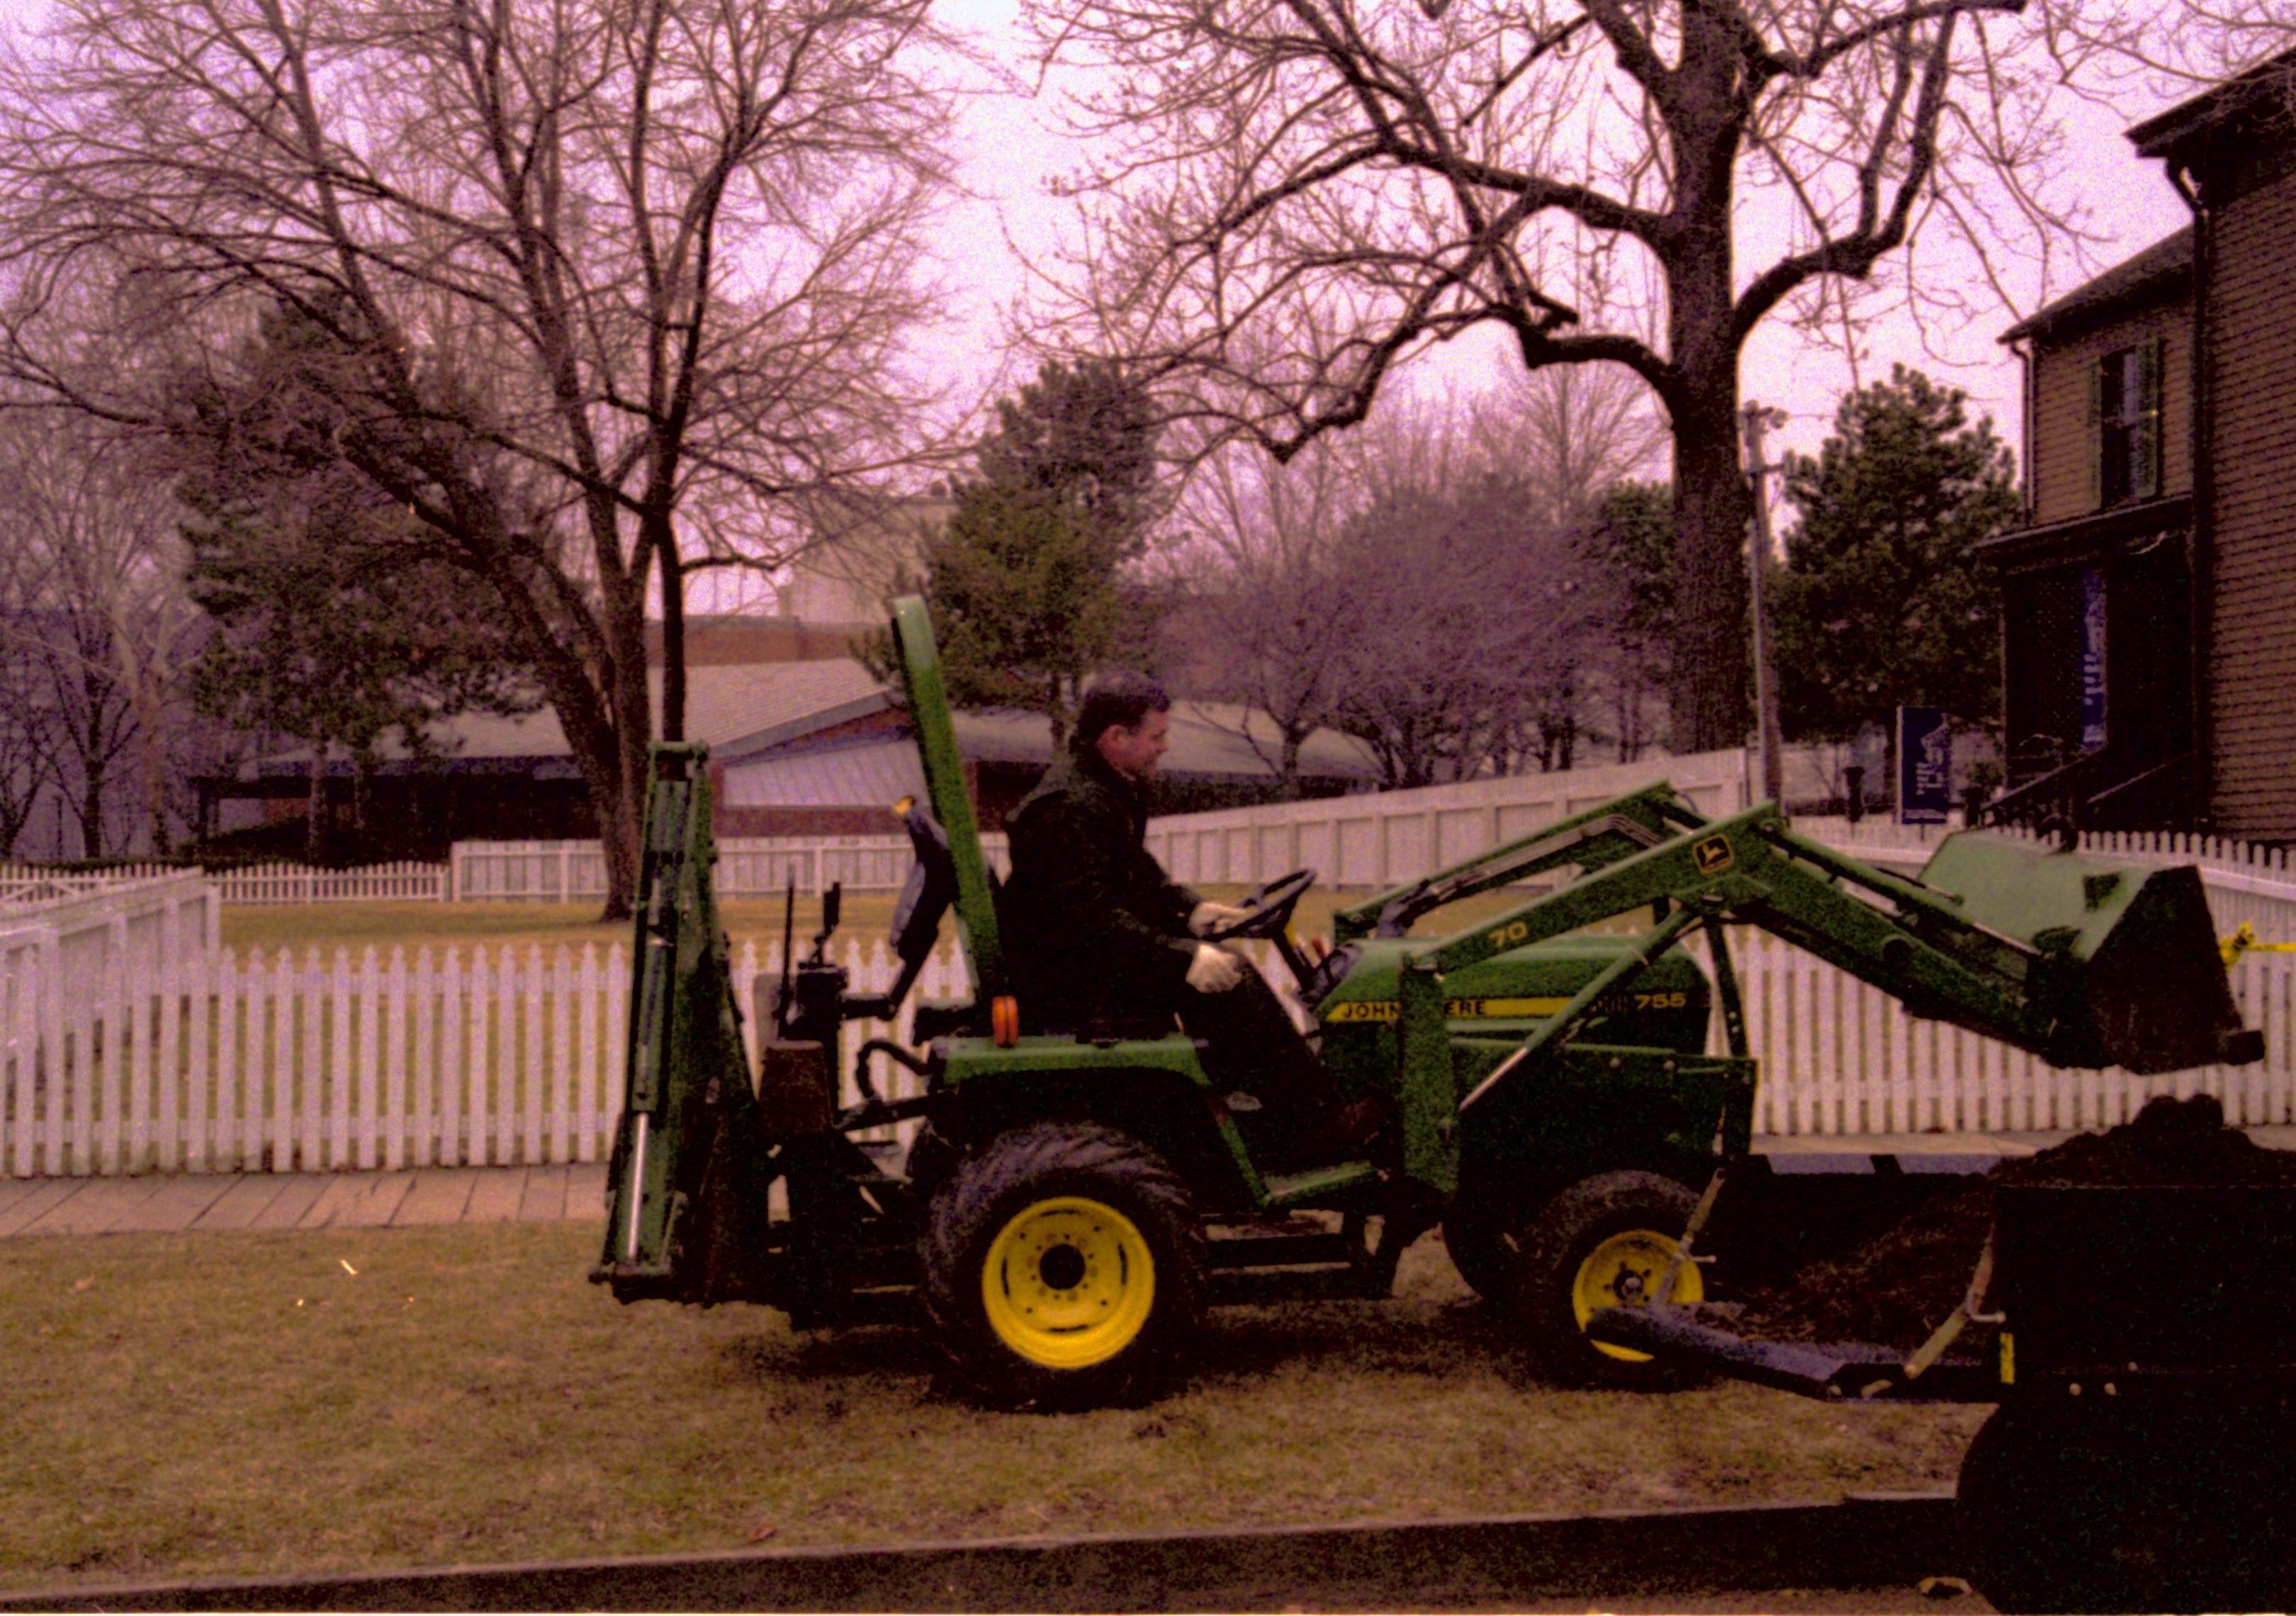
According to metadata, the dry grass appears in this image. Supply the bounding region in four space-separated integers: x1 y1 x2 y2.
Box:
217 885 1649 960
0 1219 1986 1596
218 897 878 959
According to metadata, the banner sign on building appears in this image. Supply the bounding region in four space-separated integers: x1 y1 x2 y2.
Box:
2078 565 2108 752
1897 705 1951 826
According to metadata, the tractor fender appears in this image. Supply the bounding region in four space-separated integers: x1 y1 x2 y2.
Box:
936 1067 1259 1213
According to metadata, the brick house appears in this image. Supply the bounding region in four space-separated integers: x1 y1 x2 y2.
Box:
1985 51 2296 839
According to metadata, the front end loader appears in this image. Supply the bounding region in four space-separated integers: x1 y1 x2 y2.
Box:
594 595 2260 1409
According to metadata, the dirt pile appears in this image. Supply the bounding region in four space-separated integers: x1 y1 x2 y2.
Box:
1731 1094 2296 1350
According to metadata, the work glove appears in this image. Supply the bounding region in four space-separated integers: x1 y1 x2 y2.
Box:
1185 943 1246 993
1188 900 1251 936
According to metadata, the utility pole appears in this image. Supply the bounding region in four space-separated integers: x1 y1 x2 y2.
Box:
1742 402 1787 812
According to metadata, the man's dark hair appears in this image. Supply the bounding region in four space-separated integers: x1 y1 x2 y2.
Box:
1073 671 1171 753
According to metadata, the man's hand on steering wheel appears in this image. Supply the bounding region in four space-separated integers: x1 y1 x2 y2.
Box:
1188 899 1250 936
1197 868 1316 944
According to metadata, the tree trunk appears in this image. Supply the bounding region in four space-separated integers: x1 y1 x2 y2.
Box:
306 747 326 865
77 767 105 861
655 519 686 744
1666 376 1752 756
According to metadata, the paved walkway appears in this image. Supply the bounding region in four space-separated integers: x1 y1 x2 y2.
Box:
6 1126 2294 1241
0 1163 609 1240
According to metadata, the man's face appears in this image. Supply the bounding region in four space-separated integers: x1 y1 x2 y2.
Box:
1094 709 1171 782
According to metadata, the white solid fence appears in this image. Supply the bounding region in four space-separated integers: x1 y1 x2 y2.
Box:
6 926 2293 1179
448 835 1011 902
0 871 220 1023
1146 748 1756 892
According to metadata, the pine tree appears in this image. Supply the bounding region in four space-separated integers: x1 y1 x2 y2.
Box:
915 359 1164 745
1772 367 2021 743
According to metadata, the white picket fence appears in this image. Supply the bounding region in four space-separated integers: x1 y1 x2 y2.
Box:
1709 931 2296 1137
0 936 969 1179
6 925 2294 1179
215 861 448 904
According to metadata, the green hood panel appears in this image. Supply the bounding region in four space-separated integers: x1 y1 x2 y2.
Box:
1315 934 1712 1097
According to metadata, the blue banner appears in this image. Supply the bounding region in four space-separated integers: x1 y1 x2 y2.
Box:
1897 706 1951 826
2078 565 2108 752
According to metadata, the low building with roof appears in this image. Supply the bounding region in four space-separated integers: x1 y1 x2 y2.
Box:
200 656 1378 856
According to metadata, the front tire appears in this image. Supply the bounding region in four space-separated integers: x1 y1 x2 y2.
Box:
1512 1170 1706 1389
1442 1201 1523 1303
920 1122 1206 1410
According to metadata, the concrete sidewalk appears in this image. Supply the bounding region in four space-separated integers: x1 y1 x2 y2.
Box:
0 1163 608 1240
7 1123 2293 1241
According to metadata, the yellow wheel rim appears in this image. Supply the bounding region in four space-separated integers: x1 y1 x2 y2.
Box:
1572 1228 1703 1363
981 1196 1157 1370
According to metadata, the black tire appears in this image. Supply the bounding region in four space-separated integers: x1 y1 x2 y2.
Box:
1961 1396 2296 1614
919 1121 1207 1410
1511 1170 1706 1390
1441 1202 1523 1304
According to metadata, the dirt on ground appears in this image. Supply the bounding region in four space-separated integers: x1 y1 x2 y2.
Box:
1731 1095 2296 1350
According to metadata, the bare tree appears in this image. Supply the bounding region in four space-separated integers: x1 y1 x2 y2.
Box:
0 551 55 859
0 410 201 859
1332 444 1611 785
0 0 960 912
1017 0 2078 753
1169 433 1365 795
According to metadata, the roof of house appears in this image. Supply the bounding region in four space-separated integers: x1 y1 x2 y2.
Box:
1999 227 2193 344
240 655 1381 791
720 700 1382 804
243 660 891 775
2128 47 2296 162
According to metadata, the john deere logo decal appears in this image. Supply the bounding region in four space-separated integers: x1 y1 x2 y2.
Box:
1692 834 1734 875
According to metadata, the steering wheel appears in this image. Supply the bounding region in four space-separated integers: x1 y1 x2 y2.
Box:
1203 868 1319 989
1202 868 1317 943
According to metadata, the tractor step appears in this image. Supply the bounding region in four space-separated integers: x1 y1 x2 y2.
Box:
1205 1230 1358 1269
1210 1264 1393 1306
1261 1162 1381 1208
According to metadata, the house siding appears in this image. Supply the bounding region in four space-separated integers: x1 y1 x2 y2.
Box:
2028 298 2193 527
2204 169 2296 841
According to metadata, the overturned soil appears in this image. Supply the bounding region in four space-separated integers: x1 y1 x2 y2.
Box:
1730 1094 2296 1350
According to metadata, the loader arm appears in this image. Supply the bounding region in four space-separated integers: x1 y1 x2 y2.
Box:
1396 798 2261 1132
1332 782 1704 944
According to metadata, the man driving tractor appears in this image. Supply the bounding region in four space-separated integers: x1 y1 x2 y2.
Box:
1000 672 1385 1168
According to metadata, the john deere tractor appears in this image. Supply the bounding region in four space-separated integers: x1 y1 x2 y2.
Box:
592 597 2259 1410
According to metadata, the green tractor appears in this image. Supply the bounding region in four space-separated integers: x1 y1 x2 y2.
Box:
593 597 2259 1410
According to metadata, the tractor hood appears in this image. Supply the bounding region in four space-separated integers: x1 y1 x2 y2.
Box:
1317 934 1710 1048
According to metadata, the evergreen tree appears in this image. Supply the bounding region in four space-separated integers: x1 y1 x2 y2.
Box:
914 359 1164 745
1772 366 2020 743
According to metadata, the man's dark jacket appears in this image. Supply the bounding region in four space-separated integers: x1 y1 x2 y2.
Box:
1001 748 1199 1026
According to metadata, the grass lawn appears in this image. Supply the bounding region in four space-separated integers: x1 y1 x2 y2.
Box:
0 1221 1986 1595
218 886 1648 959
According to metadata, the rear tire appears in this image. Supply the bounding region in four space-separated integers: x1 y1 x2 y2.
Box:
920 1121 1206 1410
1512 1171 1706 1390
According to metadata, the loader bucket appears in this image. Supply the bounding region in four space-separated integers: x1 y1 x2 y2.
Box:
1917 834 2262 1074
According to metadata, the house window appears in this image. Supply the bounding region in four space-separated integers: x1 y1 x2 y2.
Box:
2094 342 2161 507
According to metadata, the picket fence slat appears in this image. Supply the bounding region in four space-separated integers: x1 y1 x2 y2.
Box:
9 930 2296 1177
